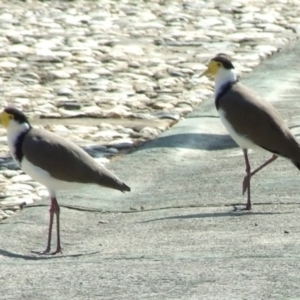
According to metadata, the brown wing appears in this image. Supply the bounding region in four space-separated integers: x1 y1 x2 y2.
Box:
218 82 300 161
22 128 130 192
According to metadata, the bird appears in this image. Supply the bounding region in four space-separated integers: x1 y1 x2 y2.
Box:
201 54 300 210
0 107 131 255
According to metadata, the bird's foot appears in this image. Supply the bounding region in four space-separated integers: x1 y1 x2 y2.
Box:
31 247 51 255
232 204 252 212
245 203 252 211
31 247 62 255
50 246 62 255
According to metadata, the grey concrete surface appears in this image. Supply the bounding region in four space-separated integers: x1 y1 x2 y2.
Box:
2 42 300 300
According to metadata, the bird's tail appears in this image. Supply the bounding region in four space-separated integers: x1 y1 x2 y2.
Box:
121 182 131 192
292 161 300 171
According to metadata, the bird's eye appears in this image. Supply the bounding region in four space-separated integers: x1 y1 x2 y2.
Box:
9 115 13 119
217 63 221 67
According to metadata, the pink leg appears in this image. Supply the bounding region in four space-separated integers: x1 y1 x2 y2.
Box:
32 195 62 255
242 154 278 195
51 196 62 255
43 200 54 253
243 149 252 210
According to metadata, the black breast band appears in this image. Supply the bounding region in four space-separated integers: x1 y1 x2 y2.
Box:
215 80 238 109
14 131 28 163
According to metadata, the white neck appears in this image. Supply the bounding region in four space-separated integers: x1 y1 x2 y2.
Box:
6 121 30 162
214 68 237 98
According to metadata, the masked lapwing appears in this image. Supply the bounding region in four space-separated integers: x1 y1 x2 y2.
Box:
201 54 300 210
0 107 131 254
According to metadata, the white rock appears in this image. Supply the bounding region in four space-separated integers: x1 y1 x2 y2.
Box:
78 73 100 80
36 189 49 198
50 70 71 79
67 125 98 134
8 44 32 56
6 183 34 191
2 170 21 178
10 174 32 183
140 127 159 137
5 88 28 97
0 61 17 70
56 87 74 96
91 130 123 141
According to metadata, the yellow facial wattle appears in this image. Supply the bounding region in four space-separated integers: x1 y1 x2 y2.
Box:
0 111 12 128
200 60 222 77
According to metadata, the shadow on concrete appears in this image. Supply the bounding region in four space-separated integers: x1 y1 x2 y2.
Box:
135 133 237 152
0 248 99 260
142 211 284 223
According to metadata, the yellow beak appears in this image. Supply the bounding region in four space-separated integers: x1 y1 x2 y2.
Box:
199 60 220 78
0 111 10 128
200 68 211 77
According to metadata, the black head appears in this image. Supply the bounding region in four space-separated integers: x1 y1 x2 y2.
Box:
211 54 235 69
3 107 30 124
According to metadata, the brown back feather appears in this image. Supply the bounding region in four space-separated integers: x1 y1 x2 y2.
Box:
218 82 300 161
22 128 130 192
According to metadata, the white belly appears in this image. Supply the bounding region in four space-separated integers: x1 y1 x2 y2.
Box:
218 108 262 151
21 157 86 192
